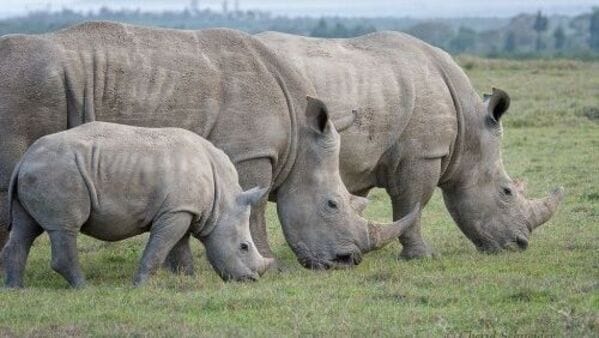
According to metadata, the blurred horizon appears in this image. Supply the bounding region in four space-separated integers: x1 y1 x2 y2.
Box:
0 0 597 19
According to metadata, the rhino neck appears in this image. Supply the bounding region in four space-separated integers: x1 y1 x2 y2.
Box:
264 74 302 196
437 66 467 189
194 160 223 239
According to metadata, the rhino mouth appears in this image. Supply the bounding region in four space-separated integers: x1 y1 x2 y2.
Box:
238 273 259 282
474 233 529 253
294 242 363 270
331 252 363 267
298 253 362 270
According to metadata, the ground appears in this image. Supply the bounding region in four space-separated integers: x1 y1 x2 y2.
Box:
0 57 597 336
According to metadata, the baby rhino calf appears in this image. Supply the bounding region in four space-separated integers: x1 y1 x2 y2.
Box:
2 121 273 288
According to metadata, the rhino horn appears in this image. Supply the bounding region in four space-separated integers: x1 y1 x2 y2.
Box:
257 256 275 276
363 203 420 253
527 187 564 231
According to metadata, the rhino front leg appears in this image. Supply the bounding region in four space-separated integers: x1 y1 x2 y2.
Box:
163 233 194 276
235 158 274 259
134 212 192 286
387 158 441 259
391 199 432 259
48 230 85 288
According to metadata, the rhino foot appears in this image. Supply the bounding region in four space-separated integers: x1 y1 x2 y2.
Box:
399 243 435 260
163 259 195 276
163 234 195 276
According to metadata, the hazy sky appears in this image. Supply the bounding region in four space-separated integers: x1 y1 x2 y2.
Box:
0 0 596 19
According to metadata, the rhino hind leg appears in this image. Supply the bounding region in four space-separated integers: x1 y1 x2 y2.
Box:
134 212 192 286
48 230 85 288
386 158 441 260
163 233 194 276
3 200 43 288
0 191 9 258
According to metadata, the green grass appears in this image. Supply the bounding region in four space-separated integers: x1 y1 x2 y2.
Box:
1 57 598 336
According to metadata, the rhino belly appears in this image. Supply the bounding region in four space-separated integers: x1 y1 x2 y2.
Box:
81 212 150 242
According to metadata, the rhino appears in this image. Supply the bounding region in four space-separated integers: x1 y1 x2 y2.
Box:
257 31 564 257
0 22 418 271
3 122 275 287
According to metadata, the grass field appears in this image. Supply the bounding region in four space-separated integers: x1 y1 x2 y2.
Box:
1 57 598 336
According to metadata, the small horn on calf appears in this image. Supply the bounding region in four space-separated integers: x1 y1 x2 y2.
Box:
332 109 357 132
363 203 420 253
257 257 275 276
527 187 564 231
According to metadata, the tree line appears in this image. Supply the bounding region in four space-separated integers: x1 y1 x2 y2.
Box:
1 6 598 59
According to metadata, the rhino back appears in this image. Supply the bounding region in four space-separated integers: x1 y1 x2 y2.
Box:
258 31 472 191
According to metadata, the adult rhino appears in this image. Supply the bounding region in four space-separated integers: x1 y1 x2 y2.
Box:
0 22 417 271
257 31 564 258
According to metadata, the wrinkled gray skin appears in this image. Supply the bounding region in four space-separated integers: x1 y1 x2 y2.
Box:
257 31 564 257
0 22 416 271
2 122 273 288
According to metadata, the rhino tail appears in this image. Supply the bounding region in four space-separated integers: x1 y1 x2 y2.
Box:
7 158 24 232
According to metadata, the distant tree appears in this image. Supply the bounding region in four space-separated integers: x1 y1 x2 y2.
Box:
222 0 228 14
533 10 548 51
351 24 376 37
504 31 517 53
449 26 477 53
310 18 329 37
591 7 599 51
190 0 200 14
553 25 566 50
332 22 349 38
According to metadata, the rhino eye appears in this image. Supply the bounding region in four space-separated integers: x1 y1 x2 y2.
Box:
502 187 512 196
327 200 338 209
240 243 249 252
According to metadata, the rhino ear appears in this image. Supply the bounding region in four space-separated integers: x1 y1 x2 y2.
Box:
485 88 511 122
306 96 330 133
237 187 268 207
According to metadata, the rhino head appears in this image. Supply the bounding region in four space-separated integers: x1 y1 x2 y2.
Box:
201 187 274 281
276 97 419 269
441 88 564 253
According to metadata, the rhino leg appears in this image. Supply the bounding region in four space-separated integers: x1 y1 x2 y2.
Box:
387 159 441 259
235 158 274 259
163 233 194 276
0 142 28 262
134 212 192 286
48 230 85 288
2 200 43 288
0 191 8 256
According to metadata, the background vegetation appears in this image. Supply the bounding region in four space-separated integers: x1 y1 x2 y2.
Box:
0 56 597 336
1 5 599 59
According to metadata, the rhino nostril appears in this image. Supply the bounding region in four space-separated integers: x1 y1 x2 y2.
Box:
352 252 363 265
515 236 529 250
334 254 353 265
332 252 362 267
